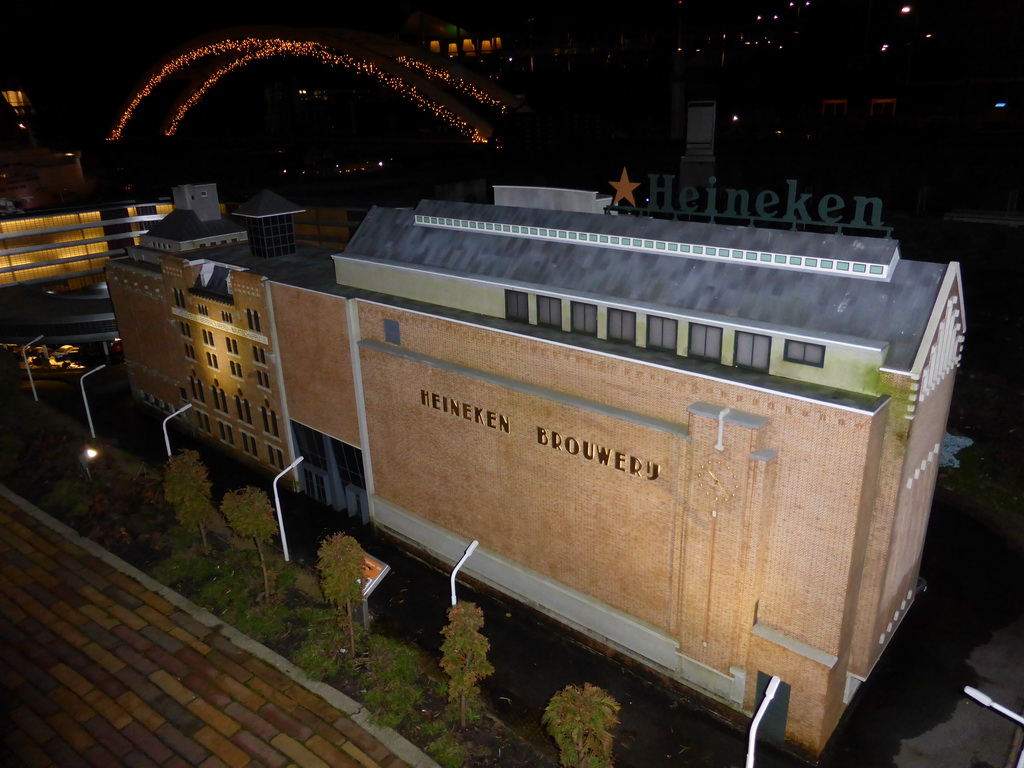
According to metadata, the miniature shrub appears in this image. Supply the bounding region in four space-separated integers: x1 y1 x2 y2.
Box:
543 683 620 768
439 601 494 728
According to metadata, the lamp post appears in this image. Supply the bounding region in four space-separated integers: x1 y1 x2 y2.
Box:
450 540 479 606
272 456 304 562
162 403 193 457
22 334 43 401
79 364 106 439
746 675 781 768
964 686 1024 768
80 447 98 481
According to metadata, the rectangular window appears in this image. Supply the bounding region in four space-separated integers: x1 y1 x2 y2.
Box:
536 296 562 329
735 331 772 371
647 316 678 352
571 302 597 336
784 340 825 367
184 343 195 360
607 309 636 344
252 345 266 365
505 290 529 322
689 323 723 361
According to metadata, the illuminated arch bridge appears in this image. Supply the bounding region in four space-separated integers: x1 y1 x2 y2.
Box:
110 26 530 143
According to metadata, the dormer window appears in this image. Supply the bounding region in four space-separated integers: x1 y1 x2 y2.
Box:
689 323 723 362
735 331 771 371
785 340 826 367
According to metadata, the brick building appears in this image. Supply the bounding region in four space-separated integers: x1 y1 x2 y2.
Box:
107 183 964 757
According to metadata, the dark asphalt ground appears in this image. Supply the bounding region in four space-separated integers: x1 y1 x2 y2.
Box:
25 368 1024 768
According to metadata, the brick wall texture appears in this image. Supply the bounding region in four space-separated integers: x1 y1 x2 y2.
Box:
353 299 947 754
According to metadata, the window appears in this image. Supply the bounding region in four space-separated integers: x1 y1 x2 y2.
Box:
226 338 238 355
505 290 529 322
689 323 723 361
179 321 192 338
267 445 284 468
607 309 636 344
230 360 243 379
198 304 209 317
252 345 266 365
246 309 261 332
257 370 271 390
384 319 401 345
206 352 219 369
735 331 772 371
870 98 897 117
184 343 195 361
221 311 233 324
821 99 848 117
784 340 825 367
189 373 206 404
218 421 234 445
235 395 243 420
571 302 598 336
202 329 215 347
173 288 185 308
647 316 678 352
536 296 562 329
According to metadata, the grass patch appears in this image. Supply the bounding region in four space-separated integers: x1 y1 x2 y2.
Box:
289 607 353 681
364 634 424 729
425 729 471 768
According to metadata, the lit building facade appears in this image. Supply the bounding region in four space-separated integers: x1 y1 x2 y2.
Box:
107 185 964 757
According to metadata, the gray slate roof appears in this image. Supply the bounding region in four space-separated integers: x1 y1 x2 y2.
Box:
146 209 246 242
234 190 305 218
345 200 948 370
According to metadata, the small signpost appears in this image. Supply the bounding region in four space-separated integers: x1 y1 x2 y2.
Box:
359 554 390 628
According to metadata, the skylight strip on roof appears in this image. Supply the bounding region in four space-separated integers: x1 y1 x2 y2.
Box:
414 214 890 280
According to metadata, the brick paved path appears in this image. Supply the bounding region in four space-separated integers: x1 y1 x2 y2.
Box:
0 489 431 768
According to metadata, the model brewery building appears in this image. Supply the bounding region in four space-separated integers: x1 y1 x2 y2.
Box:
107 181 964 757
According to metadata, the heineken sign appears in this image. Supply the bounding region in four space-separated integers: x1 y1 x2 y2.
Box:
609 169 888 233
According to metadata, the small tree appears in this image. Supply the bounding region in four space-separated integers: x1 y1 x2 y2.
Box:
542 683 621 768
316 532 366 658
164 450 215 553
220 486 277 600
440 601 494 728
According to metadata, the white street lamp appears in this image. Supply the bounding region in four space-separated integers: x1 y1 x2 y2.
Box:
22 335 43 401
79 364 107 439
80 447 98 481
746 675 782 768
272 456 304 562
964 686 1024 768
450 540 479 606
162 403 193 457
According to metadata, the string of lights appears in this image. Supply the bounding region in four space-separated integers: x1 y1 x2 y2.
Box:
395 56 507 114
109 38 487 142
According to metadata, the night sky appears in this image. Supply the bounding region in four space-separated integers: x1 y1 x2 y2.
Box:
0 2 924 138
